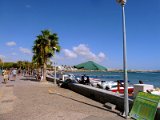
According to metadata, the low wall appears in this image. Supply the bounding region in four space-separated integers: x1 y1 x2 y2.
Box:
68 83 133 112
46 77 54 82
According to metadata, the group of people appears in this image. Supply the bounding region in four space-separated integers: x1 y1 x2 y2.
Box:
78 74 90 85
2 68 17 84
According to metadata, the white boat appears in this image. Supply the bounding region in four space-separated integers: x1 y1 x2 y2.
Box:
89 78 101 87
97 80 134 93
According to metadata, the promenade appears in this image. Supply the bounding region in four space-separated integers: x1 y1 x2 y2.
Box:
0 75 129 120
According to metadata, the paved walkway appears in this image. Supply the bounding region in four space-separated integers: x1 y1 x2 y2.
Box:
0 75 130 120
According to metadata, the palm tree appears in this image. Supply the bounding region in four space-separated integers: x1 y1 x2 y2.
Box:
32 30 60 81
17 61 23 70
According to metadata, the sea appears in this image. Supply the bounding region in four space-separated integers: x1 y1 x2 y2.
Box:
67 71 160 88
1 69 160 88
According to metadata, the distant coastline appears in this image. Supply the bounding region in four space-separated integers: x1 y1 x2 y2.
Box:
63 69 160 73
108 69 160 73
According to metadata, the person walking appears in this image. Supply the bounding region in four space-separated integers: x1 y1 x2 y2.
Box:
12 68 17 81
3 69 9 84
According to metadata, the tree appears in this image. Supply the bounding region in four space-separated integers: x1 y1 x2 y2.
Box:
32 30 60 81
0 58 2 63
17 61 22 70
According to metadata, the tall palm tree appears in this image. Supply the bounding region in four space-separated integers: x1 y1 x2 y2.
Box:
32 30 60 81
32 49 43 76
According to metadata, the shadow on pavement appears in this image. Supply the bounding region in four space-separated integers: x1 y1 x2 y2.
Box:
51 92 121 116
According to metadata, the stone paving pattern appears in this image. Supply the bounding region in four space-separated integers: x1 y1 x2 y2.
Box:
0 75 131 120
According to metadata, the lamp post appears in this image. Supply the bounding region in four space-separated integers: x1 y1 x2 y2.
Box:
53 47 57 85
116 0 129 118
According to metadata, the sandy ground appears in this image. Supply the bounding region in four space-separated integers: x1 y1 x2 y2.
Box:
0 75 130 120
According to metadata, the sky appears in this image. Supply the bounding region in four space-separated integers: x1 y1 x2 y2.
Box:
0 0 160 70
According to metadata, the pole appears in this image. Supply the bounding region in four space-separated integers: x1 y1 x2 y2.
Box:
54 49 57 85
122 4 129 118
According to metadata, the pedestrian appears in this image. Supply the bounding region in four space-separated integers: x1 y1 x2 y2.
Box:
3 69 9 84
12 68 17 81
23 69 26 76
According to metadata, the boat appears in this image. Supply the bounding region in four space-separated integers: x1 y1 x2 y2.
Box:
76 75 101 86
46 72 78 87
97 80 134 94
89 78 101 87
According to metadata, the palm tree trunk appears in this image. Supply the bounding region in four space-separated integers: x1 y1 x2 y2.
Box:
42 62 47 81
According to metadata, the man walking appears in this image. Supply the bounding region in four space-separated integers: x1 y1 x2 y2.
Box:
12 68 17 81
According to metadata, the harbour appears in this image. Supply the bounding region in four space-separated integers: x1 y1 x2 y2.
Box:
66 71 160 88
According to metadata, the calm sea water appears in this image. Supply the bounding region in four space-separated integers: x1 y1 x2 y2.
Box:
1 69 160 87
68 71 160 88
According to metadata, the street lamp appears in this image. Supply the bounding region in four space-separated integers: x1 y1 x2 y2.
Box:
53 47 57 85
116 0 129 118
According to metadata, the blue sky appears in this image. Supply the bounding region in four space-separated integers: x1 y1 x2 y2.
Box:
0 0 160 70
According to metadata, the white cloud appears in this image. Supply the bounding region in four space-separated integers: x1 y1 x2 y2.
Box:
0 54 8 62
63 49 77 59
98 52 106 61
0 54 5 59
6 41 16 46
73 44 90 56
73 44 106 62
19 47 32 55
60 44 106 63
